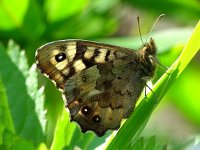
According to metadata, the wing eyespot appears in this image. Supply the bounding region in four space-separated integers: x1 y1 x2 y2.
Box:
81 106 91 115
55 52 66 62
92 115 101 123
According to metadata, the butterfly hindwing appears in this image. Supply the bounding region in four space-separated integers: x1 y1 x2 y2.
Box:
64 58 148 136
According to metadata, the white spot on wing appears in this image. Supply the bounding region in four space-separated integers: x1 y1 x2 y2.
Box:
95 48 107 63
62 67 70 75
50 49 61 57
66 42 76 62
73 59 86 73
55 59 68 70
84 47 95 59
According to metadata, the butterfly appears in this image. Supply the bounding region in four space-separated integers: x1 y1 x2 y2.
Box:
35 38 157 136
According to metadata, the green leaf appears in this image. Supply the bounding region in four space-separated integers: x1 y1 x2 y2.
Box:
0 40 46 146
132 138 144 150
0 0 44 41
0 78 15 147
22 0 44 40
7 40 47 134
51 108 76 150
11 138 35 150
106 21 200 149
44 0 87 22
126 0 200 24
129 136 186 150
0 0 28 30
168 66 200 125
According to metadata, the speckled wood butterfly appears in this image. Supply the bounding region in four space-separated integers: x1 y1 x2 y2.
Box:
35 38 157 136
35 14 165 137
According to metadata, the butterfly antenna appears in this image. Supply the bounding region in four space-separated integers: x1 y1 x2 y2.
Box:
145 14 165 43
137 16 145 47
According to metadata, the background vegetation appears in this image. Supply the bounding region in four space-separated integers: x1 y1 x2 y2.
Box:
0 0 200 149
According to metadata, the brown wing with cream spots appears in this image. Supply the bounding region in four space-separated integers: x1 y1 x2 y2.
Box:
36 39 158 136
36 41 77 89
35 39 136 90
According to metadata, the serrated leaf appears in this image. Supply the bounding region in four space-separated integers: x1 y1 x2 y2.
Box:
0 40 46 146
7 40 46 133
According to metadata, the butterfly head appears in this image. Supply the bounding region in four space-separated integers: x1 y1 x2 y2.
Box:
143 38 157 57
136 38 157 78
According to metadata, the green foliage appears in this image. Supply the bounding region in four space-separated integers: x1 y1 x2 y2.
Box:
129 136 166 150
0 0 200 149
126 0 200 24
0 40 46 149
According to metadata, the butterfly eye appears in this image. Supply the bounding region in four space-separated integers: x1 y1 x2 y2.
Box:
81 106 90 115
92 115 101 123
55 52 66 62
